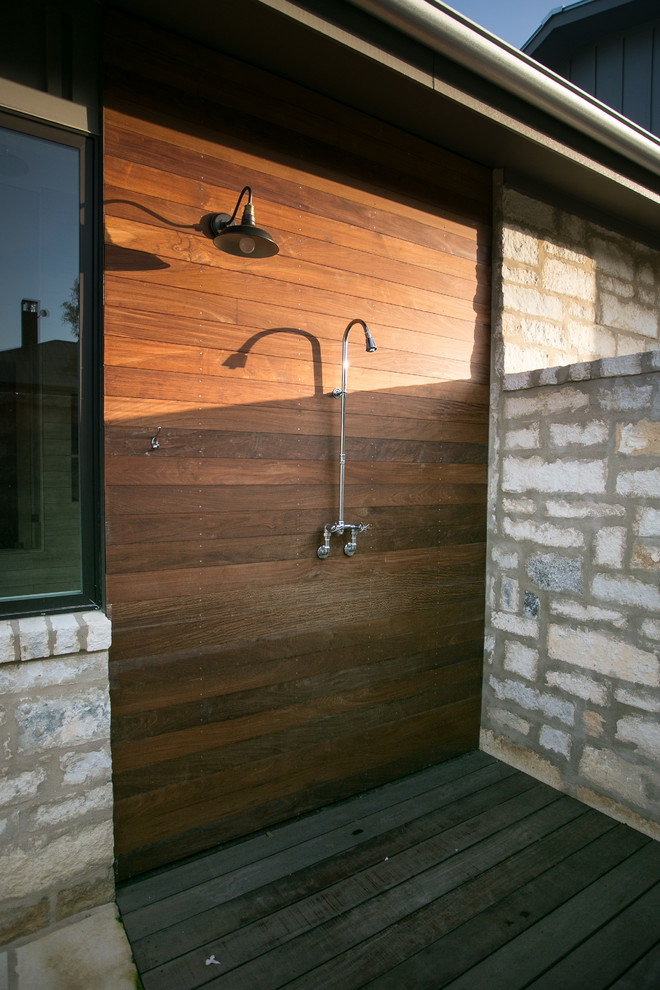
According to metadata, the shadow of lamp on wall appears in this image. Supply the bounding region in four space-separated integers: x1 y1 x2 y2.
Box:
223 328 324 396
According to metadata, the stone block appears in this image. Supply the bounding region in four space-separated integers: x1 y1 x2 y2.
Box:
489 676 575 724
599 383 653 412
16 690 110 753
593 573 660 611
0 624 16 665
50 614 81 657
642 618 660 640
503 517 584 548
615 687 660 712
600 354 643 378
601 275 634 298
546 499 625 518
0 654 106 695
502 497 536 514
579 746 650 807
503 190 556 231
524 592 539 617
632 544 660 570
60 749 112 786
0 769 46 809
502 263 539 286
616 716 660 760
550 421 608 446
0 899 49 948
548 624 660 686
492 547 519 570
527 553 582 592
505 284 564 320
636 507 660 536
490 708 531 736
593 239 634 281
583 710 605 736
30 784 113 831
617 420 660 456
549 600 626 627
491 611 539 638
500 577 519 612
546 669 608 705
505 426 539 449
502 227 539 265
0 823 114 900
55 875 116 922
599 295 657 337
594 528 626 568
542 258 594 300
480 728 563 789
79 612 112 653
504 641 538 680
539 725 572 758
16 618 49 663
503 456 605 495
14 904 137 990
505 390 589 419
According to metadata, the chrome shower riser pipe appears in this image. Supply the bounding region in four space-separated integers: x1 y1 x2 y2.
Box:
318 319 376 559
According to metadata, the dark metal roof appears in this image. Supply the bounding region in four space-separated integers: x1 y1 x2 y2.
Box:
524 0 658 61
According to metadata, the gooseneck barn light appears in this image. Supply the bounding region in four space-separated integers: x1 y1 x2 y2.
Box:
209 186 279 258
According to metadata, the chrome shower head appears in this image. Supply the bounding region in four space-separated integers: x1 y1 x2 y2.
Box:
364 327 377 352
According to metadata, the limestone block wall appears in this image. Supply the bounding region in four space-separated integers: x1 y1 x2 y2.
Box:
0 612 115 947
499 187 660 374
484 182 660 836
484 269 660 834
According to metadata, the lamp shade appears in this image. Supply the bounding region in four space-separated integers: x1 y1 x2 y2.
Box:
210 198 279 258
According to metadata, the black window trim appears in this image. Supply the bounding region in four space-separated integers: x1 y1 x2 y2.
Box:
0 110 103 620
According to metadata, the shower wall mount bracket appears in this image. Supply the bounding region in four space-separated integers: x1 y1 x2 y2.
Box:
317 521 371 559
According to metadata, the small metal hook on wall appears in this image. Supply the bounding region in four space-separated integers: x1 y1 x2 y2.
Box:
150 426 162 450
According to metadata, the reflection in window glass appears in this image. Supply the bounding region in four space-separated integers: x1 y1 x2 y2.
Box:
0 126 82 600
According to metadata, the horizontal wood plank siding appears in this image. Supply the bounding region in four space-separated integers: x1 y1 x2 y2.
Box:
104 11 491 878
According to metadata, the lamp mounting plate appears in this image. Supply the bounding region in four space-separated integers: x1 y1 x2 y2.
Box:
210 212 232 236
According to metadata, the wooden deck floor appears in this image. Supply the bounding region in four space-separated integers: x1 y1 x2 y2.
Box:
117 750 660 989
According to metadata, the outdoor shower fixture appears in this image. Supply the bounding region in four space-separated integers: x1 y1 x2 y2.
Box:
317 319 377 559
209 186 279 258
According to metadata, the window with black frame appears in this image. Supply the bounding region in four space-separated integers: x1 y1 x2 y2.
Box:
0 118 99 616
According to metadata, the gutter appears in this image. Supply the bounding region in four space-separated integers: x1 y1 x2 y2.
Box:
347 0 660 180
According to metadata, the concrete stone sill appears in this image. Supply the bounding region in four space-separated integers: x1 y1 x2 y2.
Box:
503 349 660 392
0 611 112 664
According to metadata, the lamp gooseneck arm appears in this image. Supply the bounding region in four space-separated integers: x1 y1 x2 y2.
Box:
224 186 252 228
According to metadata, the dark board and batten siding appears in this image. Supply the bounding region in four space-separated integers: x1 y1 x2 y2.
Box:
104 11 492 879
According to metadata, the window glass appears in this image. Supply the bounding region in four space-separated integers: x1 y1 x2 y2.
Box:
0 125 82 602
